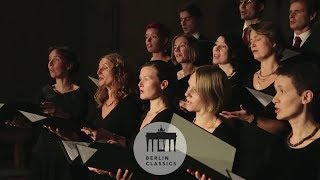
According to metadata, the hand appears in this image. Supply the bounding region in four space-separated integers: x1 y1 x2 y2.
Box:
81 127 113 142
44 125 78 140
187 169 212 180
219 104 254 123
5 115 29 128
88 167 111 176
115 169 133 180
40 102 56 115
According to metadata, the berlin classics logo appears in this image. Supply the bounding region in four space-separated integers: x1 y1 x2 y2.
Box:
133 122 187 175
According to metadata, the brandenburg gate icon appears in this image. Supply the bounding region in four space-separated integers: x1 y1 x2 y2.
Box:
146 125 177 152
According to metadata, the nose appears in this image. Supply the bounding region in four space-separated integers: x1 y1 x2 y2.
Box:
272 94 278 104
146 37 151 42
48 60 53 67
97 68 102 75
185 87 191 97
181 19 186 26
138 80 143 87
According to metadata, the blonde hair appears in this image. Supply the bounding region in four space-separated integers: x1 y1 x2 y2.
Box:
195 65 232 114
94 53 132 107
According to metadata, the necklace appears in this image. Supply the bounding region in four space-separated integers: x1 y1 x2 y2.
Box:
193 116 218 131
287 125 320 147
255 68 277 90
147 106 167 115
53 84 74 93
226 69 236 79
105 99 115 106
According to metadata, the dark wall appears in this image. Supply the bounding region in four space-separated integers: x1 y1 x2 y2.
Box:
1 0 316 103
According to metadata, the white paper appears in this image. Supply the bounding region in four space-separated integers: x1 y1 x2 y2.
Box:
246 87 274 107
88 76 99 86
170 114 236 177
18 110 47 122
76 144 97 164
280 48 301 62
0 103 4 109
62 141 90 161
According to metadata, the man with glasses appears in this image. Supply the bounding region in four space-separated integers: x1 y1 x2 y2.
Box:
177 2 212 66
287 0 319 59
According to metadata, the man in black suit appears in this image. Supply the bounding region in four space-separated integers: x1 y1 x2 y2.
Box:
178 2 212 66
238 0 265 73
288 0 319 59
239 0 265 46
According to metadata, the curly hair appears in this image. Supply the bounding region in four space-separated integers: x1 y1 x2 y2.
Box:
94 53 132 108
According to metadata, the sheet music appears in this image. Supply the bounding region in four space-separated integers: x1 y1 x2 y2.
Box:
246 87 274 107
76 144 97 164
88 76 99 86
18 110 47 122
170 114 235 177
62 141 90 161
280 48 301 62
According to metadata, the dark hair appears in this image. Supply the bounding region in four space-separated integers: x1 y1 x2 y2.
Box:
171 33 199 65
276 61 320 115
178 2 203 18
48 46 79 74
141 60 176 102
249 21 283 60
145 22 170 40
290 0 319 25
217 33 246 70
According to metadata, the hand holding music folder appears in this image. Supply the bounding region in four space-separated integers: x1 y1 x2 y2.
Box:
169 114 236 180
76 143 138 173
239 87 274 115
18 110 81 130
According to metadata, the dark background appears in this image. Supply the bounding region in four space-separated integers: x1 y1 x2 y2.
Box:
0 0 317 102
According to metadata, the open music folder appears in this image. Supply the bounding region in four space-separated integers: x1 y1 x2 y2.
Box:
169 113 236 180
76 143 138 173
60 140 91 164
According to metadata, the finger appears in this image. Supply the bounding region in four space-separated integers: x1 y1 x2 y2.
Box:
195 171 202 179
123 169 129 178
107 140 117 144
116 169 123 179
187 169 195 175
201 174 207 180
128 172 133 180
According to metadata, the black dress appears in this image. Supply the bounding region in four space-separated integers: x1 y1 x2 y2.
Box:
272 137 320 180
172 74 195 122
87 95 142 180
31 84 89 180
233 75 283 180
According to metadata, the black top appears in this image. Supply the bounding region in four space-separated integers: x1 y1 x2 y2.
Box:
272 138 320 180
212 121 236 147
87 96 141 180
195 35 213 66
172 74 195 121
233 75 283 180
86 96 141 139
31 84 89 180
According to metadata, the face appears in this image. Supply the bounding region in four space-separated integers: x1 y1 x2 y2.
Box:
289 2 314 32
250 30 275 61
212 36 230 65
48 49 69 79
239 0 262 20
97 58 115 88
173 36 191 64
145 28 163 53
138 66 163 100
184 73 207 113
273 75 303 120
179 11 198 34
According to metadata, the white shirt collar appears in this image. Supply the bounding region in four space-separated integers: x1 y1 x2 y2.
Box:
293 30 311 47
192 32 200 39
